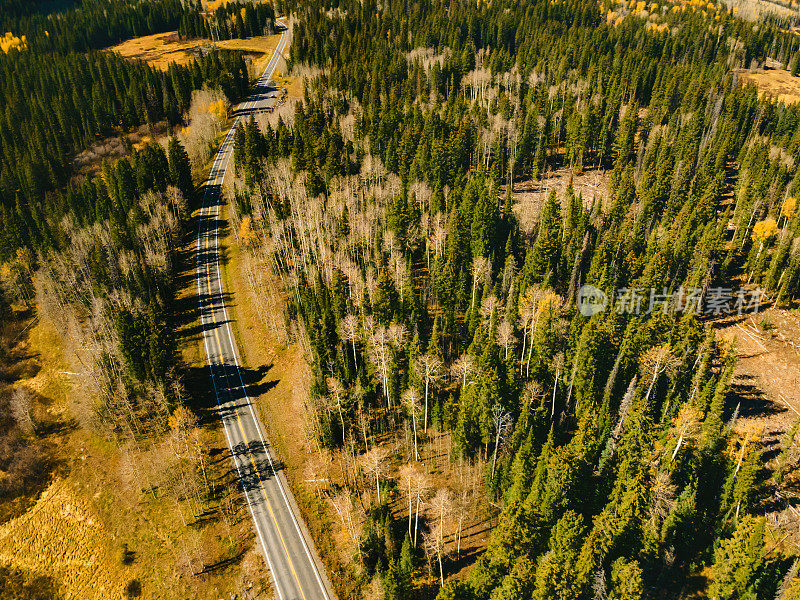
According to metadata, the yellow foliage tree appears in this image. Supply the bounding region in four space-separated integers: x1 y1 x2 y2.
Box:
781 197 797 222
238 215 258 247
168 405 196 433
752 218 778 243
1 32 27 53
207 99 227 121
786 575 800 600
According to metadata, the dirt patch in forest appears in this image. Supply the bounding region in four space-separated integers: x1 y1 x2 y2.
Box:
72 121 174 180
509 166 610 234
714 307 800 550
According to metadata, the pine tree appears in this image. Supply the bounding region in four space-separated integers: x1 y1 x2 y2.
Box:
530 510 586 600
607 559 644 600
169 138 194 200
708 516 765 600
521 191 562 287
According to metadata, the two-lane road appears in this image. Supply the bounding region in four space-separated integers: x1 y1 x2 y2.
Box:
195 23 334 600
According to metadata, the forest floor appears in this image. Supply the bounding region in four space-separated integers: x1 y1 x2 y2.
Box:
714 306 800 552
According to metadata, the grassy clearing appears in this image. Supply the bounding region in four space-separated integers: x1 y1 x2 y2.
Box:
107 30 281 74
739 67 800 105
107 31 206 69
0 312 270 600
0 478 127 600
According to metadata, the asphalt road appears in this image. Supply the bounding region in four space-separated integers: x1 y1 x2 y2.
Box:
195 24 334 600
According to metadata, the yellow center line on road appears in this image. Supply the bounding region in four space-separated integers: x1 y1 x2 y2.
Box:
203 213 309 600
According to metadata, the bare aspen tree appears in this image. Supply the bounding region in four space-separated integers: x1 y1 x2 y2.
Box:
490 405 512 481
497 320 515 359
471 256 491 310
361 446 390 503
368 324 392 409
518 286 544 375
10 386 34 434
650 471 677 528
450 353 476 389
354 382 370 449
668 405 703 461
402 388 423 461
304 456 330 498
398 462 419 539
639 344 680 402
341 313 360 368
388 323 409 349
413 469 432 547
415 354 443 431
328 377 347 448
422 531 438 580
479 294 501 322
328 489 357 541
592 567 607 600
453 487 471 558
429 488 452 586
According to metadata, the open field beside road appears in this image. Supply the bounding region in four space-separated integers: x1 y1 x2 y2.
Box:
107 31 282 74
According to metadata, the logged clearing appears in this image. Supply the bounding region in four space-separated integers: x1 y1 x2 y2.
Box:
107 31 282 74
510 166 610 234
739 67 800 105
716 307 800 549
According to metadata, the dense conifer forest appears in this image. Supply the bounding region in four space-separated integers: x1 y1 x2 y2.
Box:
224 0 800 598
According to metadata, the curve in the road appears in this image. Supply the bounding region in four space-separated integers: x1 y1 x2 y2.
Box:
195 22 334 600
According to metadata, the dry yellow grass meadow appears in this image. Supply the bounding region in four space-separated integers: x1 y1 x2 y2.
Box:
108 31 282 73
739 68 800 105
0 479 127 600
